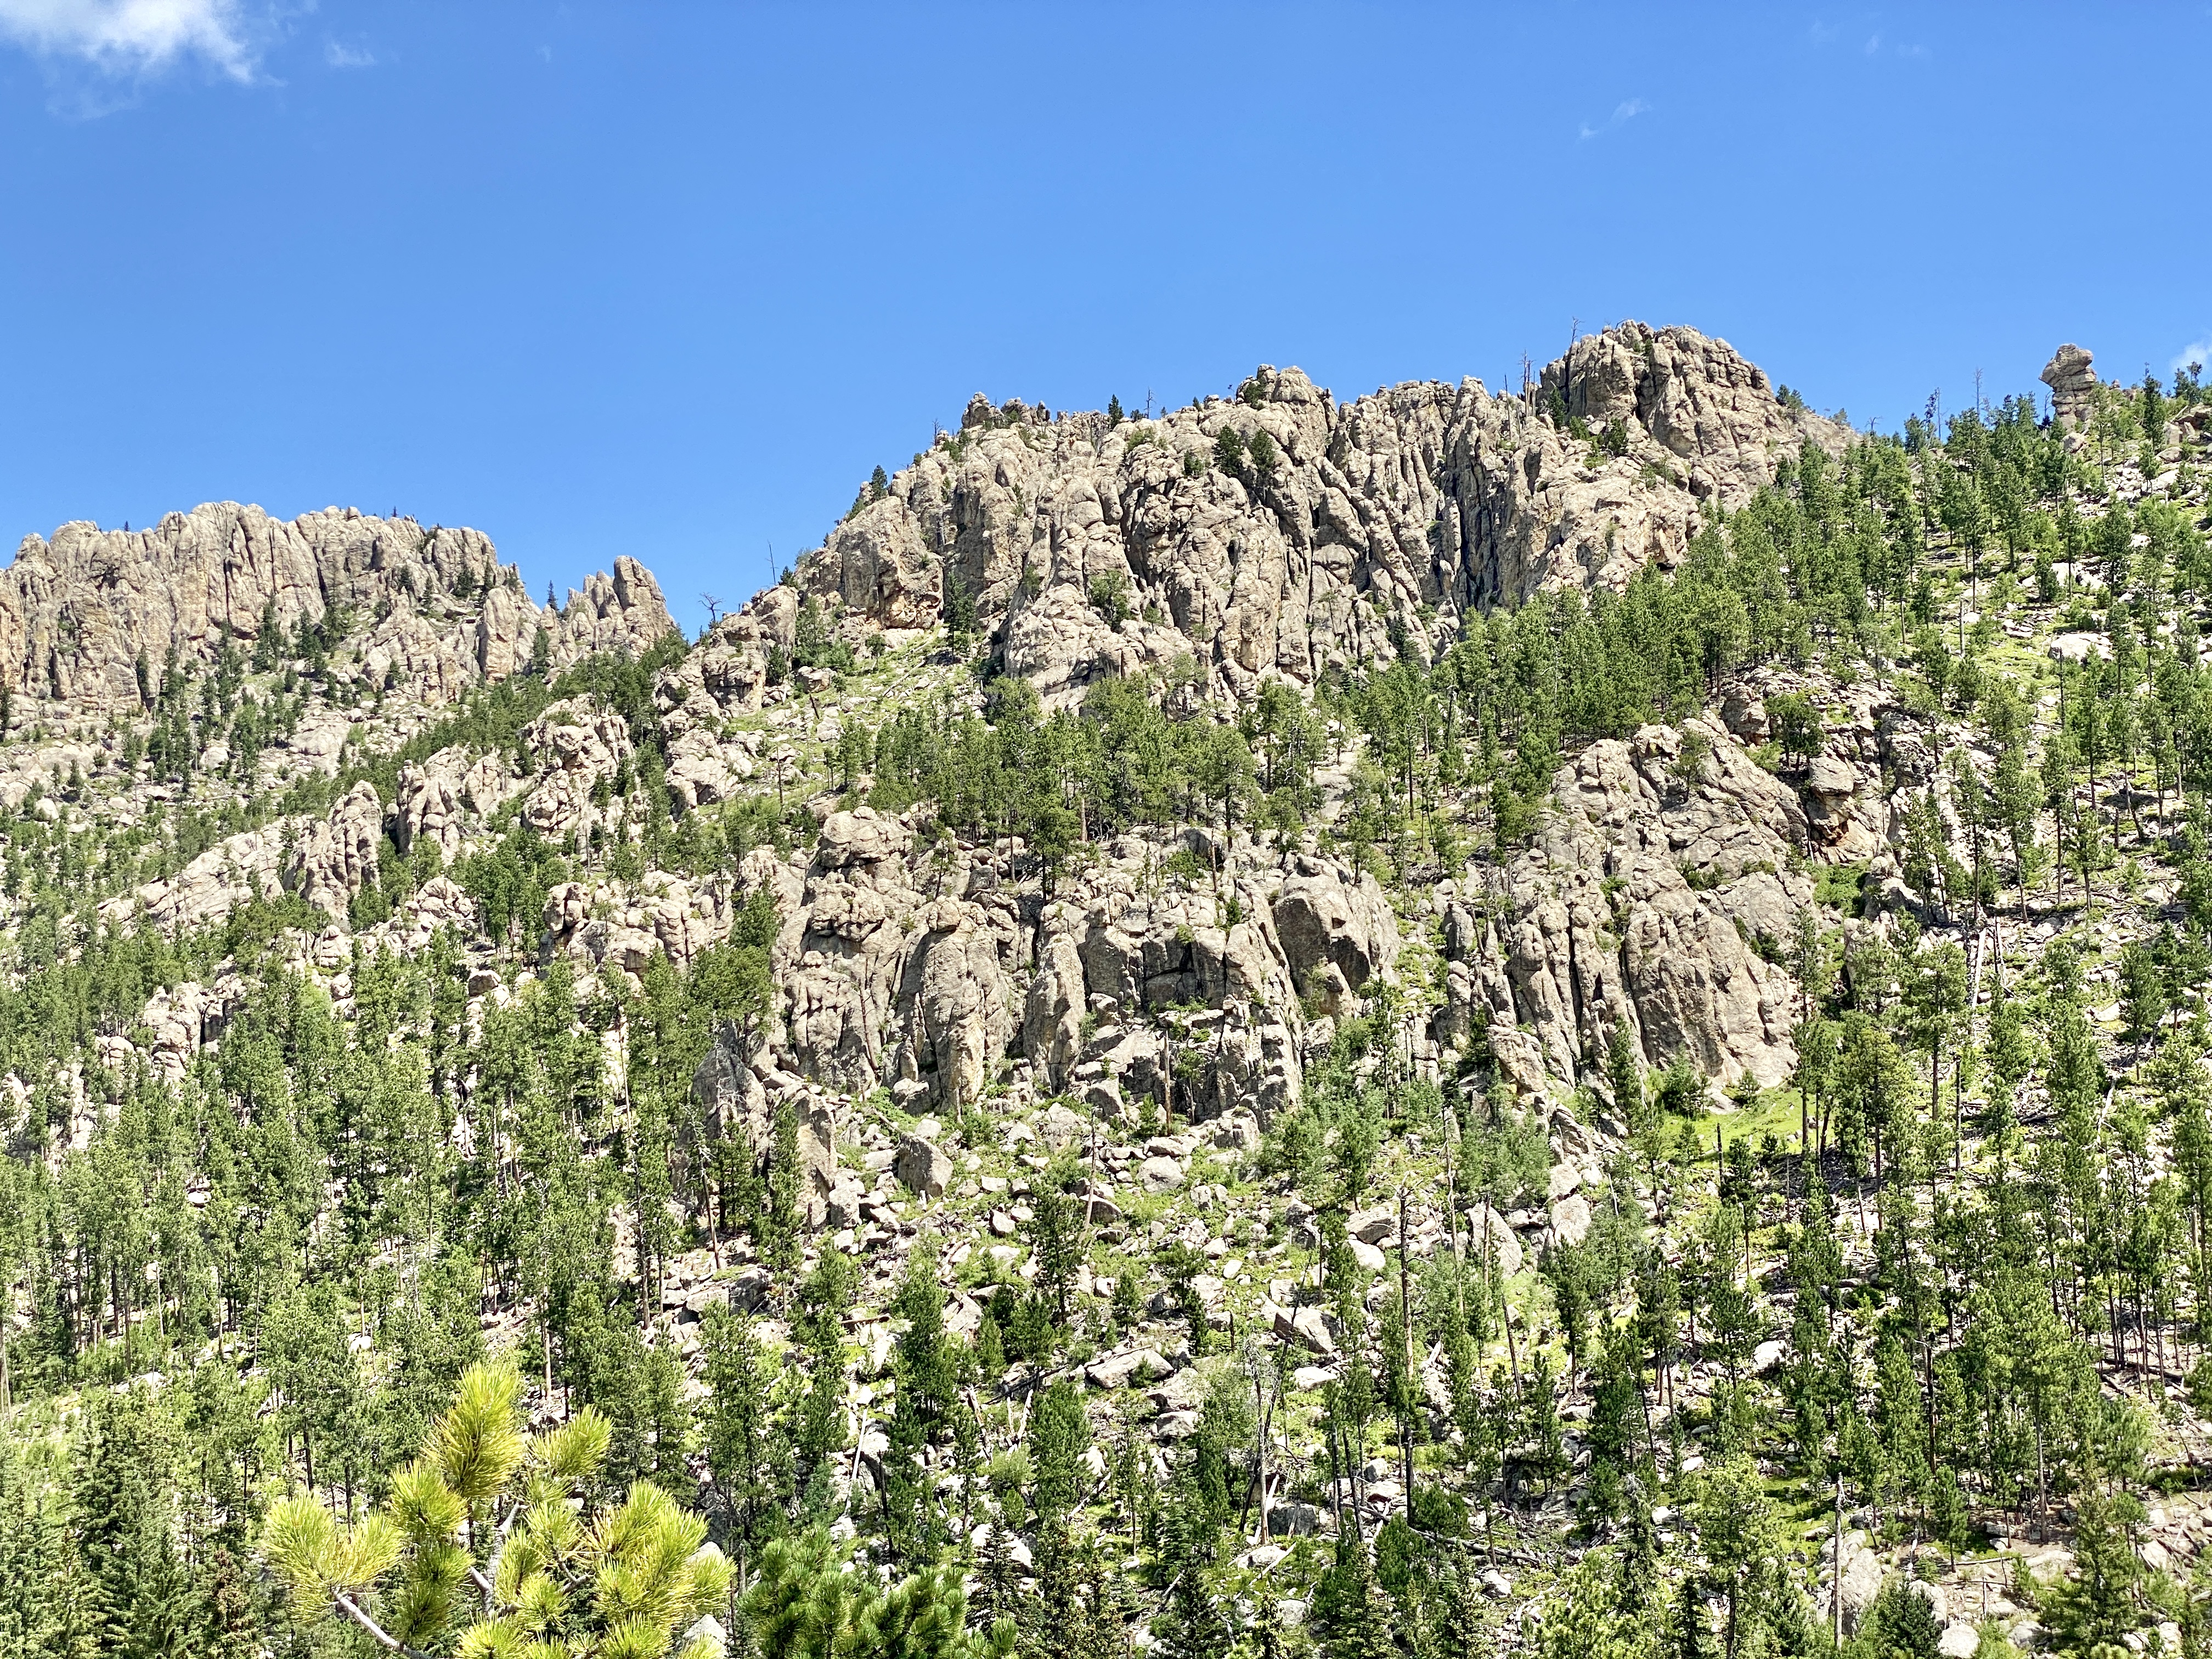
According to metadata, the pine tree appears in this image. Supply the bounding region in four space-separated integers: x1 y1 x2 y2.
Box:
1153 1479 1232 1659
2044 1489 2145 1655
1859 1578 1941 1659
1427 1558 1486 1657
1669 1575 1713 1659
266 1360 730 1657
972 1522 1022 1638
884 1247 961 1561
100 1506 205 1659
703 1303 789 1570
0 1442 74 1659
1312 1531 1396 1659
1027 1379 1090 1529
1022 1516 1082 1659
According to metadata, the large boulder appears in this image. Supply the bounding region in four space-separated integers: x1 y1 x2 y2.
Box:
895 1133 952 1199
1272 858 1399 1006
815 806 913 869
1822 1532 1884 1634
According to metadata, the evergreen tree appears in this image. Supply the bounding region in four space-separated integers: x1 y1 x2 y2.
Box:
1311 1530 1396 1659
1153 1477 1232 1659
1857 1578 1940 1659
2043 1490 2145 1655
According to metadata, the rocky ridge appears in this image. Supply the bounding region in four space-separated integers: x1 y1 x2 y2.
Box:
805 321 1844 706
0 500 675 714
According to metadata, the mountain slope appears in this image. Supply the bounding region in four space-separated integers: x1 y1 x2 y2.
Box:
2 328 2207 1659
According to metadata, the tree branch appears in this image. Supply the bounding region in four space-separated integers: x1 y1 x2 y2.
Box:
332 1592 436 1659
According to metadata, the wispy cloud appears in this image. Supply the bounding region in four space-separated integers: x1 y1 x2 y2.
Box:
0 0 257 80
1579 98 1647 140
324 36 373 70
2172 337 2212 379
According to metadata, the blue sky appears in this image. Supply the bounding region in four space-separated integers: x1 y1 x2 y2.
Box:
2 3 2208 627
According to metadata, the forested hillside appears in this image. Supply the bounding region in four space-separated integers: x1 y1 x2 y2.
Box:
5 326 2211 1659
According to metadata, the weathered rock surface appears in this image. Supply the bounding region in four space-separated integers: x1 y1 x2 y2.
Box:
799 324 1842 707
895 1133 953 1199
395 746 512 860
1451 714 1814 1096
1273 860 1399 1010
0 503 673 714
2040 342 2100 432
688 1026 842 1224
289 781 384 916
1821 1531 1886 1634
520 699 633 839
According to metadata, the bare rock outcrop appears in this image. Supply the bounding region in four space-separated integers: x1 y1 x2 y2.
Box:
746 819 1411 1141
689 1025 841 1224
893 903 1017 1113
548 556 679 667
138 979 242 1083
520 699 632 839
120 828 283 931
1020 926 1087 1088
662 726 758 812
778 809 935 1097
2040 343 2100 432
1074 876 1295 1015
0 503 674 715
1272 859 1400 1012
289 781 385 917
394 746 511 861
798 324 1842 706
1460 716 1814 1097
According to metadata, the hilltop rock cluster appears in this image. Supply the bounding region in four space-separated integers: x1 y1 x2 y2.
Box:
806 323 1844 707
0 501 675 712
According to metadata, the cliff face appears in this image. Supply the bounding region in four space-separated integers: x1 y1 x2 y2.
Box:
802 321 1843 705
0 501 677 712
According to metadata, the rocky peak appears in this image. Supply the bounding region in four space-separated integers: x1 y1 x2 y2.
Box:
0 501 675 714
800 321 1842 708
1538 321 1849 488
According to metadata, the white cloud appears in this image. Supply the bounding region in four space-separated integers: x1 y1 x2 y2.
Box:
0 0 255 80
1579 98 1648 140
1861 31 1927 60
324 37 373 70
2171 338 2212 379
